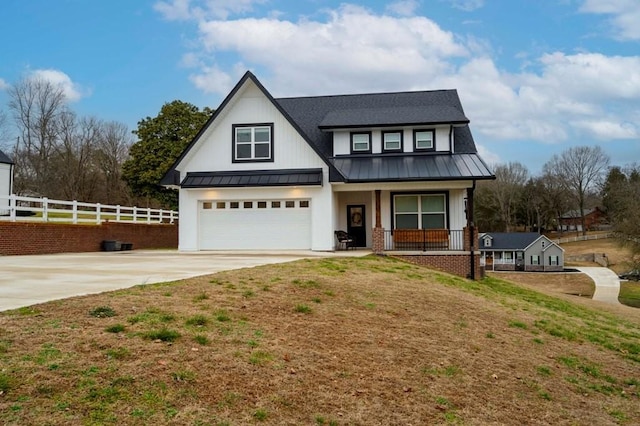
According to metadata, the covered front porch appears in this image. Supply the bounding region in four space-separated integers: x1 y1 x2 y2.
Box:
332 182 480 279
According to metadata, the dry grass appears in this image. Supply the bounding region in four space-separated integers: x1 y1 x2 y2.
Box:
1 256 639 425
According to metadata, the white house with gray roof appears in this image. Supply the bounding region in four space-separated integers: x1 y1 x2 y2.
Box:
162 71 494 278
479 232 564 272
0 149 13 215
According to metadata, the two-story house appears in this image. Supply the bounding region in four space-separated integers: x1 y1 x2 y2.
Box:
161 71 494 278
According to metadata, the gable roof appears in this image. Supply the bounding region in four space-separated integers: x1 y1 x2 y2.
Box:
0 149 13 165
161 71 493 186
478 232 542 250
560 207 602 219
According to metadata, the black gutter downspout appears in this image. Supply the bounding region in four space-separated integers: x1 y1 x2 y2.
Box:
467 181 476 280
449 125 454 152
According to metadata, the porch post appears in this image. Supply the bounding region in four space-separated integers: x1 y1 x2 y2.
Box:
373 190 384 254
375 190 381 228
467 183 476 280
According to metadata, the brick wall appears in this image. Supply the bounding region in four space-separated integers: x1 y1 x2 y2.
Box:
0 221 177 256
392 252 481 279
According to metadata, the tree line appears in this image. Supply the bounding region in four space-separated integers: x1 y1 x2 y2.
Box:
476 146 639 267
0 76 212 209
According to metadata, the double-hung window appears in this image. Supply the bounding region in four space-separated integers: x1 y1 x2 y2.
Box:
414 129 435 151
233 123 273 162
531 255 540 265
549 255 559 266
394 194 446 229
350 132 371 154
382 131 403 152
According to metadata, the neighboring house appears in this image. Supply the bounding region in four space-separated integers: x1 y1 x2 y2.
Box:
161 71 494 278
559 207 607 232
0 149 14 215
479 232 564 272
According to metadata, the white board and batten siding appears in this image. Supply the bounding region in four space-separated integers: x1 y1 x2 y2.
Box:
175 79 334 251
0 163 12 213
333 126 452 156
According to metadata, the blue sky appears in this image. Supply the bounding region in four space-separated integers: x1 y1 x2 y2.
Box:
1 0 639 174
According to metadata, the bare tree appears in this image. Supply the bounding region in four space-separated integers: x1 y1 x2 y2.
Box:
95 121 133 205
543 146 610 236
8 78 67 195
487 162 529 231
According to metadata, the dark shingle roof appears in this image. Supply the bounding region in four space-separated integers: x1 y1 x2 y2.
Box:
181 169 323 188
276 88 475 159
478 233 542 250
318 105 469 128
161 71 493 186
0 149 13 164
330 153 493 182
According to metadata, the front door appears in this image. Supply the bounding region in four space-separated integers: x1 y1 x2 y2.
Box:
516 251 525 271
347 205 366 247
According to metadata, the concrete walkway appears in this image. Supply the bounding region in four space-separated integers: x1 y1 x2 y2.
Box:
0 249 371 312
576 267 621 305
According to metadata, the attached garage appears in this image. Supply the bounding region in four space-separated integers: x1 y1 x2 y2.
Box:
199 199 312 250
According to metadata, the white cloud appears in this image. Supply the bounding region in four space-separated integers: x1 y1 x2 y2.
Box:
0 78 8 91
446 0 484 12
154 0 266 21
174 2 640 149
194 4 467 95
189 65 234 94
29 69 86 102
580 0 640 40
476 144 500 166
386 0 420 17
154 0 193 20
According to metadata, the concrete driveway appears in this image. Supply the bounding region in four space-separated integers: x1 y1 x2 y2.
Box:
576 266 621 305
0 250 369 312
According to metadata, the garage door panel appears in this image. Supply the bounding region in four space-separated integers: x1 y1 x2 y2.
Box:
199 202 311 250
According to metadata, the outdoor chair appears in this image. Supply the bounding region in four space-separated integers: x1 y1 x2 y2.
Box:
334 230 355 250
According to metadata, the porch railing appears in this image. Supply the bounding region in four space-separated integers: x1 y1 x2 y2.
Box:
382 229 464 251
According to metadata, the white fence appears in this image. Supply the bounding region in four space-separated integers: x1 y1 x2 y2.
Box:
0 194 178 225
552 233 613 244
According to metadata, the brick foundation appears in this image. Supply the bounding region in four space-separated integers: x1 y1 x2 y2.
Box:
372 227 384 254
0 221 178 256
392 252 481 279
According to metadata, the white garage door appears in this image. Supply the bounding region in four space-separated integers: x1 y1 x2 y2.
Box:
199 199 312 250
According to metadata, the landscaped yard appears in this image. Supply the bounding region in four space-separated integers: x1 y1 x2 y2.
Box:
0 256 639 425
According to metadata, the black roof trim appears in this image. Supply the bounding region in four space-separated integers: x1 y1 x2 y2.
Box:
0 149 13 165
181 168 323 188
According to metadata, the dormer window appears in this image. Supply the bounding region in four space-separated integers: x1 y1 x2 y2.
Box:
414 129 435 151
483 236 492 247
350 132 371 154
232 123 274 162
382 131 403 153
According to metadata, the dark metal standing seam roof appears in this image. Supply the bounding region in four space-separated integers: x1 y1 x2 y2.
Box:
0 149 13 164
181 169 323 188
330 153 494 182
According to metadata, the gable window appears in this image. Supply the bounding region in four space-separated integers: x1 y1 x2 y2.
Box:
394 194 446 229
232 123 273 162
382 131 403 152
350 132 371 154
483 237 492 247
414 129 435 151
